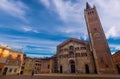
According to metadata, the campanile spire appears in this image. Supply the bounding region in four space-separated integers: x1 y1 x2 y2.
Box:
86 2 92 9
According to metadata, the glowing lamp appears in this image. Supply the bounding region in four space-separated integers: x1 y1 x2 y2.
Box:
0 48 2 54
3 50 10 57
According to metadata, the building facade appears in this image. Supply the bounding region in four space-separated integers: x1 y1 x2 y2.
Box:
0 45 24 75
41 57 55 73
112 51 120 74
22 57 55 74
57 38 95 74
22 57 34 75
33 58 41 74
20 54 26 75
84 2 117 74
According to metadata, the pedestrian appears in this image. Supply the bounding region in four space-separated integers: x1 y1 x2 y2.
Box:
3 71 6 76
17 73 20 76
3 72 5 76
32 70 34 76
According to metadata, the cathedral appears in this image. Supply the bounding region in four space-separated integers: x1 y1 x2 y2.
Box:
56 2 118 74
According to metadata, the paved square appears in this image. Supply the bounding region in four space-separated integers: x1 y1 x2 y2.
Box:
0 74 120 79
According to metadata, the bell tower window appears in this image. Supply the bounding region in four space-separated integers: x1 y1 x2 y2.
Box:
88 11 94 16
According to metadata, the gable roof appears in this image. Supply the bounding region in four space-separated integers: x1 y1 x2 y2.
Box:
57 38 88 48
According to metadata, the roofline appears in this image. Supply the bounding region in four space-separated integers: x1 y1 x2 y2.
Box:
0 45 23 54
57 38 88 48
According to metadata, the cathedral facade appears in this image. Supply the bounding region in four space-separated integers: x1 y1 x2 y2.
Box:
57 38 95 74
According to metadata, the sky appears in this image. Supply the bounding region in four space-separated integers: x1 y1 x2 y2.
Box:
0 0 120 58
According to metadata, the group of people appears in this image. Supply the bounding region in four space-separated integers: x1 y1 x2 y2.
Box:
2 69 35 76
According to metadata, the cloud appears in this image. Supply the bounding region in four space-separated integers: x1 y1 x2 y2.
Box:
106 26 120 39
23 26 32 32
40 0 84 23
0 34 60 56
93 0 120 18
110 44 120 50
57 25 88 40
40 0 50 8
22 26 40 33
52 0 84 23
109 44 120 54
0 35 60 47
90 0 120 39
52 0 88 40
40 0 88 40
27 54 52 58
0 0 28 21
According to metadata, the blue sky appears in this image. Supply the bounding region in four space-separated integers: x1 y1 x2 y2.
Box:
0 0 120 57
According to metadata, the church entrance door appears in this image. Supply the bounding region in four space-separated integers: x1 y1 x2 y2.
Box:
60 65 62 73
70 60 75 73
85 64 89 74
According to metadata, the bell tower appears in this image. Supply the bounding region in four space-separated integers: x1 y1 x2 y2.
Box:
84 2 117 74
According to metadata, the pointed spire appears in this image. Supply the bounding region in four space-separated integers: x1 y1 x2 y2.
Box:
86 2 91 9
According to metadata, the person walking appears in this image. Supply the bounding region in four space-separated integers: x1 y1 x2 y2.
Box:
32 70 34 76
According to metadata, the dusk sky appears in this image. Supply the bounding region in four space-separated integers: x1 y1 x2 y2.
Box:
0 0 120 57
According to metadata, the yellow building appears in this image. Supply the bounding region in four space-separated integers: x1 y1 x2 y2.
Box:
0 45 24 75
23 57 55 74
23 57 34 75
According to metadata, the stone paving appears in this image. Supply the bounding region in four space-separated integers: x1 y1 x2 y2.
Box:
0 74 120 79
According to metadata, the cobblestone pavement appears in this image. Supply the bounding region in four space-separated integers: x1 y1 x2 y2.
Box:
0 74 120 79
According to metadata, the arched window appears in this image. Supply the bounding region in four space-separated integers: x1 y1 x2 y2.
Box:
69 46 74 51
9 68 12 72
69 51 74 58
88 11 94 16
70 60 75 64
